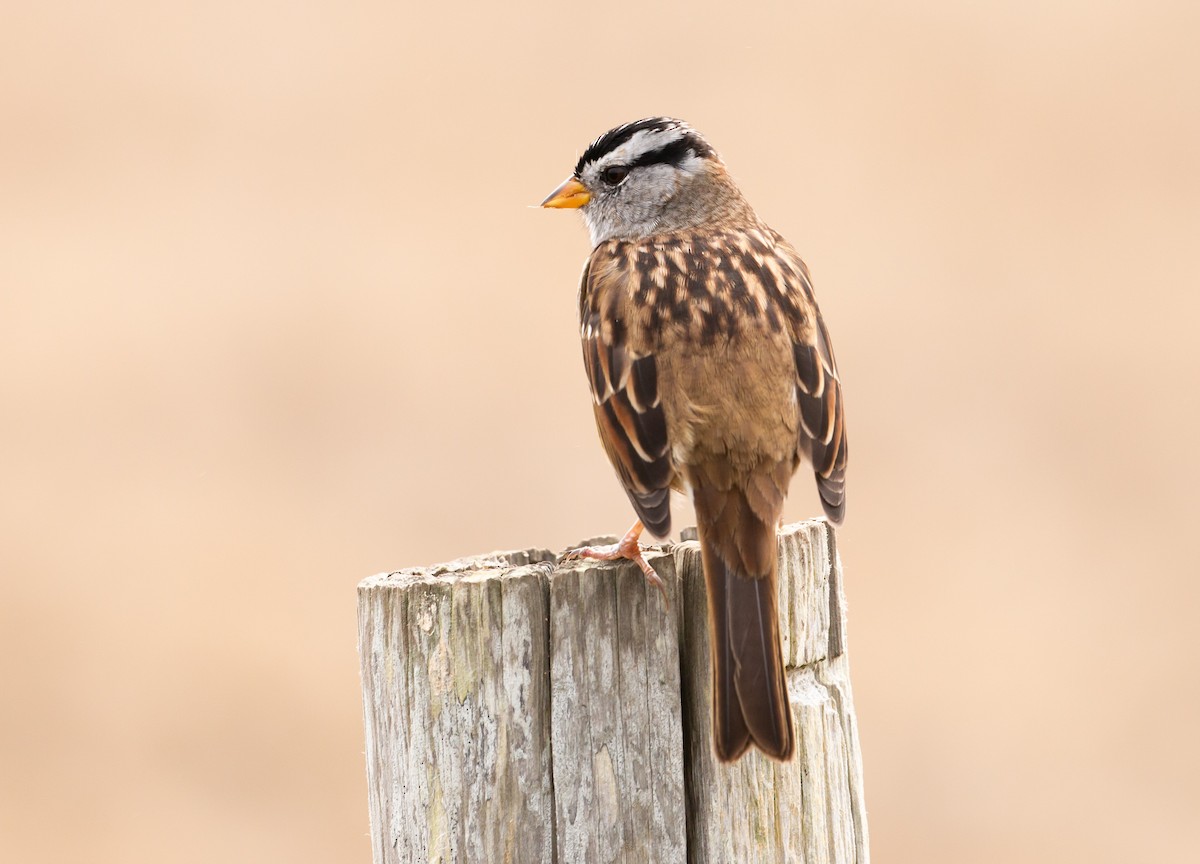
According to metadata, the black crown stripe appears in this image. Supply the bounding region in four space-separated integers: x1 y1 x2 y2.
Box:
573 117 713 176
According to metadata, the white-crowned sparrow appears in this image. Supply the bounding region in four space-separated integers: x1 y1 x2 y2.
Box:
542 118 847 763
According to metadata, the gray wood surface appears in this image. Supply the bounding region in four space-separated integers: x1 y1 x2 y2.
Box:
358 550 557 864
357 520 869 863
550 549 686 864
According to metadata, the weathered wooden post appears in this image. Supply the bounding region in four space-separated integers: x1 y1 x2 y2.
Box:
358 520 869 863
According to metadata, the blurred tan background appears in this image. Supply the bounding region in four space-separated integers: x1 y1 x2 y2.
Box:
2 2 1198 862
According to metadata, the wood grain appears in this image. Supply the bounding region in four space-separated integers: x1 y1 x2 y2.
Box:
357 521 868 863
358 550 556 864
550 549 686 864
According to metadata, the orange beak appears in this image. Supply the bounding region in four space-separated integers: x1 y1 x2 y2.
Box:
540 177 591 209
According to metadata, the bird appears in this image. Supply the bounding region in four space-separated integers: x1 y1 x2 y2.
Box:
541 118 847 763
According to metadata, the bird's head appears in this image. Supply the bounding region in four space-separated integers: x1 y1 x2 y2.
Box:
541 117 748 246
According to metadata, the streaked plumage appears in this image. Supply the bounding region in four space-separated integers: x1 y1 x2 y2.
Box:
544 118 847 762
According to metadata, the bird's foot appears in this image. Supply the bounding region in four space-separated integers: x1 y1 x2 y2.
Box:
561 522 669 606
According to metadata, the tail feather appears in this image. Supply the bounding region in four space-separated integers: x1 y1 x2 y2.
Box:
693 479 794 762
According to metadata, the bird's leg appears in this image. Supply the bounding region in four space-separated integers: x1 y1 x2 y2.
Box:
561 520 668 605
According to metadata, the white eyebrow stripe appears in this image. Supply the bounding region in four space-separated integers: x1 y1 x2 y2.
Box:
596 127 687 167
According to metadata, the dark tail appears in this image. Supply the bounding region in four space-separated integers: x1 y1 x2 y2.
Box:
692 480 794 762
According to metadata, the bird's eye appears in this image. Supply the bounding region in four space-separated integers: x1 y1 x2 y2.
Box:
601 165 630 185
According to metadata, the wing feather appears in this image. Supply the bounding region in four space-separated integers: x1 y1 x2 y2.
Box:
580 253 675 536
773 240 848 524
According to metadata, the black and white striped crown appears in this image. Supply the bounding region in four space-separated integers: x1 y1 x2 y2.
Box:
573 117 716 177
